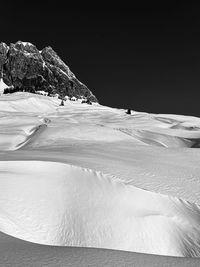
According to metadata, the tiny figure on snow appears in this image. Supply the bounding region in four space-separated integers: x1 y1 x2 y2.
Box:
60 99 64 106
81 98 92 105
126 109 131 115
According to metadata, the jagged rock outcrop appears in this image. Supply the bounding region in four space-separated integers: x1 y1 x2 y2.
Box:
0 41 97 101
0 43 8 79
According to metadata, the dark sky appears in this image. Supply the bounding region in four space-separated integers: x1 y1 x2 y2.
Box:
1 2 200 116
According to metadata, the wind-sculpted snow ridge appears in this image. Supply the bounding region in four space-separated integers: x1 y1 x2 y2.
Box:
0 123 46 151
117 128 200 148
0 109 49 151
0 92 59 113
0 160 200 257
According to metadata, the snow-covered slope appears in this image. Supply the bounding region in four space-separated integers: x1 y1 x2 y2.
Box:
1 92 200 265
1 161 200 257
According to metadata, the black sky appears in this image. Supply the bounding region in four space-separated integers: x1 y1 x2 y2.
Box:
1 2 200 116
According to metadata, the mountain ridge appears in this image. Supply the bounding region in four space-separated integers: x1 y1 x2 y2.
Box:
0 41 97 101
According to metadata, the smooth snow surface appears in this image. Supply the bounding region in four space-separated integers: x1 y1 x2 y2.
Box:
1 161 200 257
1 93 200 265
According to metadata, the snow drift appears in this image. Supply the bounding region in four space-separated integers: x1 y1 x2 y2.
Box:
0 114 48 151
0 92 59 113
1 93 200 149
0 160 200 257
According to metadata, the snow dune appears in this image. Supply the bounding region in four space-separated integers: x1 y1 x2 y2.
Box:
0 115 47 151
0 92 59 113
1 93 200 149
118 128 199 148
0 160 200 257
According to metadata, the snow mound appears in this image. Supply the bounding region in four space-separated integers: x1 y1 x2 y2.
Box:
1 92 200 148
118 128 200 148
0 161 200 257
0 92 59 113
116 112 200 148
0 115 47 151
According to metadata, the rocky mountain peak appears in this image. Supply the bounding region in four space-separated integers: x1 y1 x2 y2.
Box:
13 41 38 53
0 41 97 101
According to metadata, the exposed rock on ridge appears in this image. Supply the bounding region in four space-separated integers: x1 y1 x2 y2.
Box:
0 41 97 101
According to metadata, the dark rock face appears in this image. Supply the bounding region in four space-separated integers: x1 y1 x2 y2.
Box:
126 109 132 115
0 43 8 79
0 41 97 101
